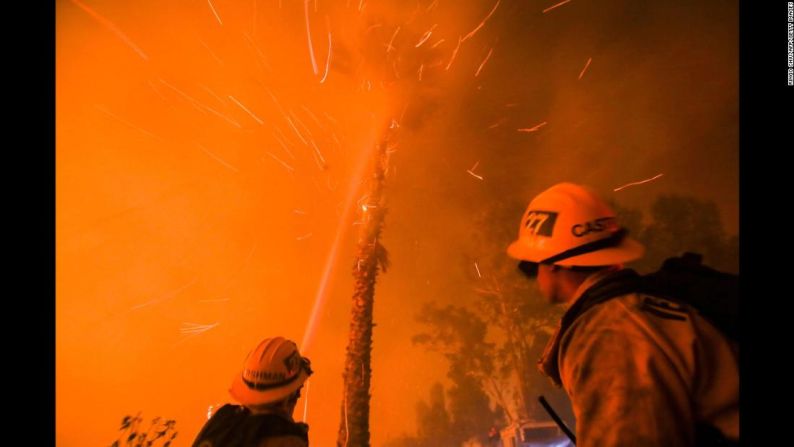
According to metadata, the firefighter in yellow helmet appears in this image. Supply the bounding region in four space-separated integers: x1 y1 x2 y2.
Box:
507 183 739 447
192 337 313 447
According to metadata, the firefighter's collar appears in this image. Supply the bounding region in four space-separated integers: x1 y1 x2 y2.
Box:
564 267 622 310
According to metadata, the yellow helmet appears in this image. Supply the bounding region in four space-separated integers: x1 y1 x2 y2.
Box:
229 337 312 406
507 182 644 273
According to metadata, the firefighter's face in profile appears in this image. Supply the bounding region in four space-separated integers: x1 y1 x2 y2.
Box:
536 264 561 303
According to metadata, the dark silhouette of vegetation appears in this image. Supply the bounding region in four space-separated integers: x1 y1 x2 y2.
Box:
110 413 177 447
611 195 738 274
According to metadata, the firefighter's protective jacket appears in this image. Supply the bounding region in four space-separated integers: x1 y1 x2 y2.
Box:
538 269 739 447
192 404 309 447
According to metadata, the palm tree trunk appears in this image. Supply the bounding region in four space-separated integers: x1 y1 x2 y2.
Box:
337 129 392 447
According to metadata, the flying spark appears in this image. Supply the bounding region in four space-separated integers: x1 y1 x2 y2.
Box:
475 262 482 278
69 0 148 60
543 0 572 14
297 233 313 241
199 39 223 65
462 0 501 42
386 26 401 53
304 0 319 74
199 144 240 173
488 117 508 129
578 57 592 80
415 24 438 48
197 84 226 107
320 28 333 83
446 36 463 70
613 173 664 192
290 110 315 139
285 115 309 145
309 140 328 170
130 279 198 311
207 0 223 25
467 160 484 180
95 105 161 140
198 298 231 303
266 90 308 145
228 95 264 125
475 48 494 77
517 121 548 132
159 79 207 114
160 79 246 127
301 106 328 132
180 322 220 335
242 32 272 71
265 152 296 173
302 380 311 422
272 130 297 159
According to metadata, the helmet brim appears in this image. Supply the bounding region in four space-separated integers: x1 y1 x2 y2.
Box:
508 236 645 267
228 367 310 407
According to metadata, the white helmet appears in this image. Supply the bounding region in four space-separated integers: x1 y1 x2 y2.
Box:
229 337 312 406
507 182 644 274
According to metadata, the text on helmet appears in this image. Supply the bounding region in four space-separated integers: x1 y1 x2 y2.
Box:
523 211 559 237
571 217 618 237
244 369 288 382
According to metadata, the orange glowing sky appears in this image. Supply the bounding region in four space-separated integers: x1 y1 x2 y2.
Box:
57 1 738 446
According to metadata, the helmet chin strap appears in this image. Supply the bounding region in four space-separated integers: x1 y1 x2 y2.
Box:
541 228 628 265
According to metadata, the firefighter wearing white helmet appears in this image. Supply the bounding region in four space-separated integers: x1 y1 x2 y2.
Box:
508 182 739 447
192 336 314 447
